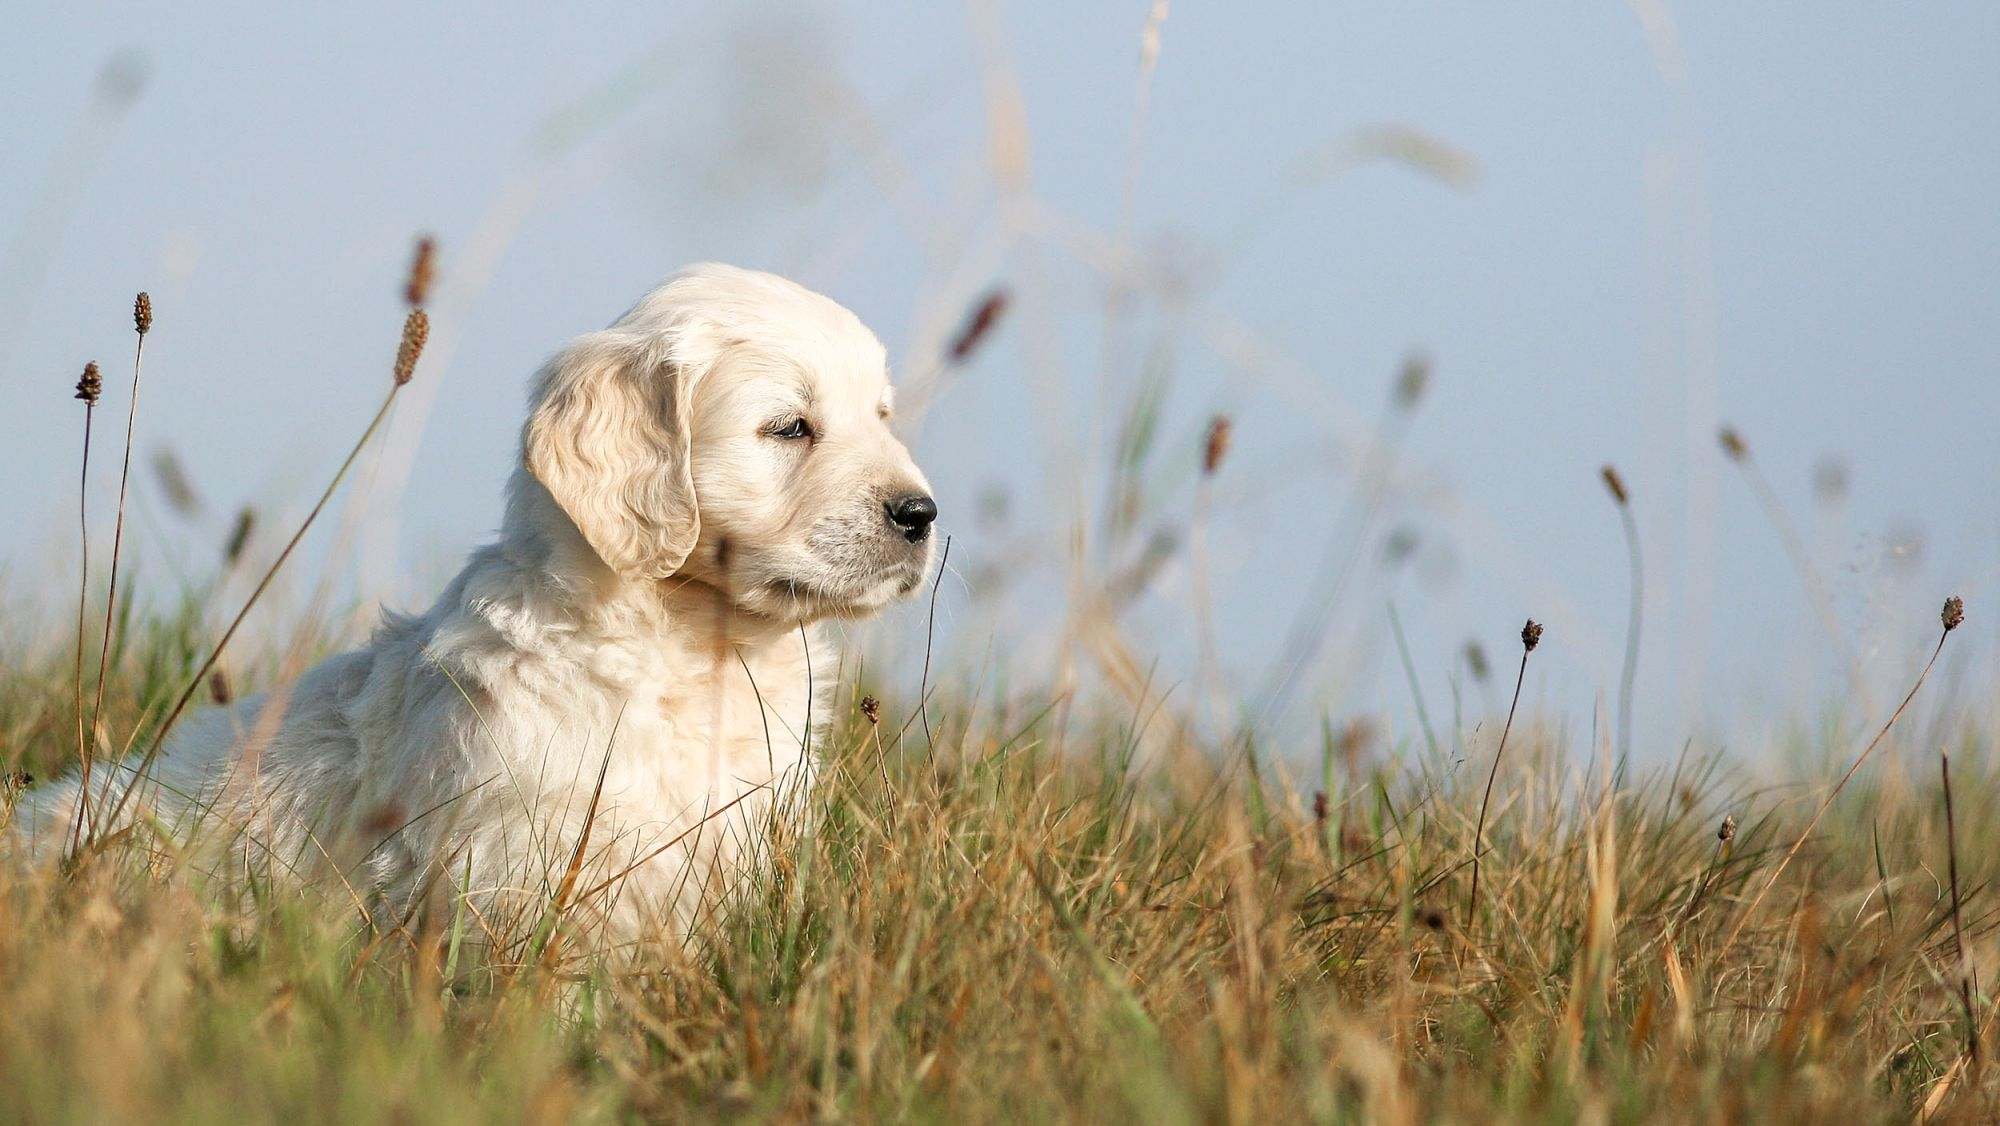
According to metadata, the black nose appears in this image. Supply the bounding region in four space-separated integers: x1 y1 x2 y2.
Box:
886 494 937 542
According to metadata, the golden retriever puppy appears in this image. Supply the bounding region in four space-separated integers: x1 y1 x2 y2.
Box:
16 263 937 952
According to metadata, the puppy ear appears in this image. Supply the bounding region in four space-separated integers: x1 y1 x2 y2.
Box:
523 332 702 579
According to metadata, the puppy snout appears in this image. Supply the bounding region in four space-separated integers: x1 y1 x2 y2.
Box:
886 494 937 543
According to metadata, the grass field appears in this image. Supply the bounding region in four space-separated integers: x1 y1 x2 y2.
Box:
2 583 1993 1124
5 10 1991 1118
1 256 1988 1125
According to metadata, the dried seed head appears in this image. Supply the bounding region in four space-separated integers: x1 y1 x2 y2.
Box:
859 695 881 725
1393 353 1431 409
1381 525 1419 567
1463 640 1491 682
208 668 233 705
948 289 1009 363
392 309 429 385
1521 618 1543 652
151 446 203 518
404 236 437 308
95 51 149 106
1312 790 1328 825
1717 425 1748 462
224 507 256 566
133 291 152 335
75 361 102 404
1202 415 1232 477
1718 813 1737 843
976 485 1011 529
1942 596 1965 633
1337 719 1378 767
1600 464 1628 506
1813 456 1849 504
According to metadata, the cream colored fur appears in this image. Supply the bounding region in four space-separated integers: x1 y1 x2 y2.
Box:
15 263 935 953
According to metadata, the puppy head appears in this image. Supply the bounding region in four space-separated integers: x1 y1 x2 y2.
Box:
524 263 935 622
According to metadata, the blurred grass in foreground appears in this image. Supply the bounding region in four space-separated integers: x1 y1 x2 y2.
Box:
2 595 1996 1124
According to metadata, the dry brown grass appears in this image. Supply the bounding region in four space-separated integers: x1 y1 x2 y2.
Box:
3 583 1997 1123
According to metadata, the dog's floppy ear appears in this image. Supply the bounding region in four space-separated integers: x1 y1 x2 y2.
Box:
523 330 703 579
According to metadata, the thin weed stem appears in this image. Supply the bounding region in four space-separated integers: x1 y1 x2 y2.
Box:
1467 618 1541 927
72 380 97 771
1193 416 1229 731
1603 466 1641 782
1675 813 1736 932
1387 601 1440 761
1715 600 1962 960
1942 748 1978 1070
918 535 951 754
1719 426 1870 716
88 322 424 849
76 311 148 852
1261 356 1426 723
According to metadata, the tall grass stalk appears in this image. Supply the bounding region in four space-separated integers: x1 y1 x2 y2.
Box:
1717 596 1964 959
1193 416 1229 729
1467 617 1540 926
87 308 428 849
1261 354 1427 722
70 362 101 772
73 297 149 853
1718 424 1870 715
1942 746 1978 1069
1602 464 1641 782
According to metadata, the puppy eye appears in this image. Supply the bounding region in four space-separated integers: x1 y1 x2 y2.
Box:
769 417 814 441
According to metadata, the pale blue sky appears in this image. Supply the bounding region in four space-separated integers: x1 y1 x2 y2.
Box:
3 3 1995 760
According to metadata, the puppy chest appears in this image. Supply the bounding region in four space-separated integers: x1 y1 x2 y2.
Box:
640 662 817 775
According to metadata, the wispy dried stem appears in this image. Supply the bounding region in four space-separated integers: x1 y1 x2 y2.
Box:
1468 618 1542 925
1941 745 1978 1069
1602 464 1641 779
74 297 150 852
1263 353 1430 720
1717 423 1868 711
917 536 951 753
1716 596 1965 959
1193 416 1230 724
89 282 431 849
71 362 101 774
